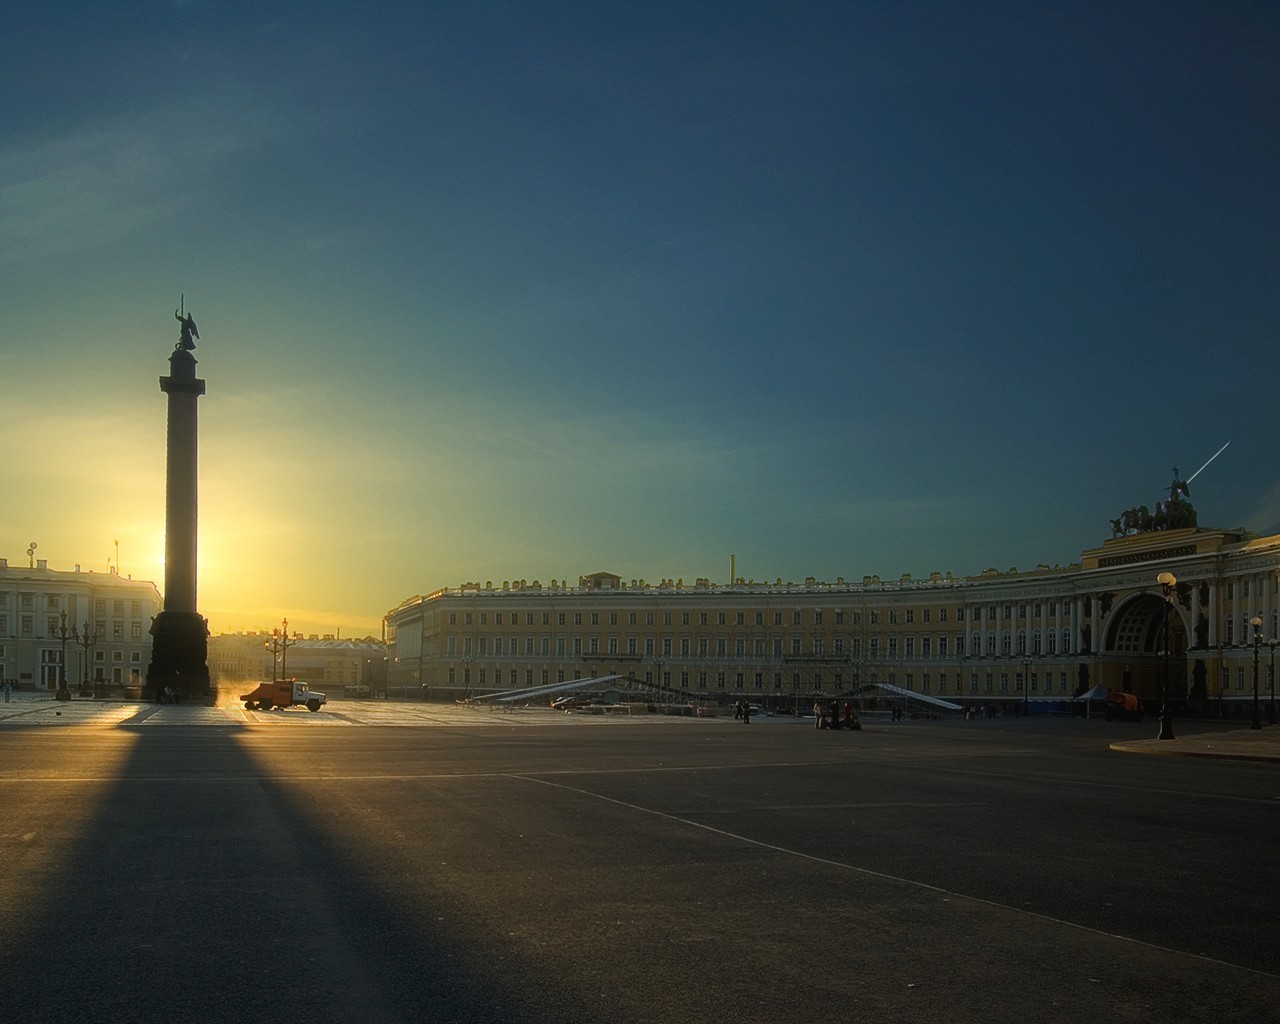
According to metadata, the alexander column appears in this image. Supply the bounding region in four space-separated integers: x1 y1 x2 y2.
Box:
145 305 210 702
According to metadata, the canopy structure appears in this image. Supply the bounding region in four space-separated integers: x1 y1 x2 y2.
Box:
464 674 623 705
852 681 963 711
1072 684 1110 701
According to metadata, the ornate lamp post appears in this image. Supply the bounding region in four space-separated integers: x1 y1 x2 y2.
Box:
1249 616 1263 730
1021 654 1031 717
76 621 103 697
53 610 75 701
1156 571 1177 740
263 619 298 684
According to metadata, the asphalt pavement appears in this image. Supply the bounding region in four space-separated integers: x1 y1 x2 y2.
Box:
1 701 1276 1024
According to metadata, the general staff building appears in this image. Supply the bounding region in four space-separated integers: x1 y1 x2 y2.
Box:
385 525 1280 714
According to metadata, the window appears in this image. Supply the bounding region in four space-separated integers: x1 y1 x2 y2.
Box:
495 612 503 625
888 637 898 658
609 612 617 626
870 610 879 624
835 610 844 625
774 612 782 626
590 612 599 626
815 610 823 626
793 611 802 625
905 610 914 624
940 608 948 622
791 637 801 655
889 610 898 624
718 612 726 626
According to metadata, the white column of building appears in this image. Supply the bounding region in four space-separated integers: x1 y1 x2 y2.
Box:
1072 597 1083 654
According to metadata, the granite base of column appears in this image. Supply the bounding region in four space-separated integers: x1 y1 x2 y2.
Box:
146 610 210 703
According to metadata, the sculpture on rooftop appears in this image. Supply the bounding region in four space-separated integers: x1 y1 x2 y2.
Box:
1109 467 1198 537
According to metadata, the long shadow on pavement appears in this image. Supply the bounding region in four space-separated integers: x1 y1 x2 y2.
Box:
0 724 598 1024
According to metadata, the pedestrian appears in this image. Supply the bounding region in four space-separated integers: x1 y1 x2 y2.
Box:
733 699 742 720
830 700 841 730
742 701 751 725
2 679 11 703
813 701 824 729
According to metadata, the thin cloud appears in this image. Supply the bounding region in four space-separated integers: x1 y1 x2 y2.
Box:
0 95 277 262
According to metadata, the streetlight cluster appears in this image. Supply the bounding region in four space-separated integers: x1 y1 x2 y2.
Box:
264 618 300 684
52 610 104 701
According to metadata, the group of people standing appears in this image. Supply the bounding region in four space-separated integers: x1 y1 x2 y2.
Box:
814 700 861 731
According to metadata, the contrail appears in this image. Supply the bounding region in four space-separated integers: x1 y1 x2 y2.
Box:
1185 441 1230 485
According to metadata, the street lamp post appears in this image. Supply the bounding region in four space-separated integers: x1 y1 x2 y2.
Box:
1268 639 1277 726
76 621 102 697
54 610 74 701
1249 616 1263 730
1156 571 1177 740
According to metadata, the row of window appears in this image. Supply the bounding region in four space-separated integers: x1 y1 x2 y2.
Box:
0 616 144 640
441 664 1077 696
442 629 1086 659
443 602 1089 629
0 593 148 617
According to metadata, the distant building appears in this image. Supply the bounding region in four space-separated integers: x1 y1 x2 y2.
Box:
208 632 387 696
385 526 1280 715
0 556 162 693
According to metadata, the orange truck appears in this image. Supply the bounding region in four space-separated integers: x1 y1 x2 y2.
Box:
240 680 327 713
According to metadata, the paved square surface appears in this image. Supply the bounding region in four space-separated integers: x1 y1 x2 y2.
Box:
1 702 1276 1023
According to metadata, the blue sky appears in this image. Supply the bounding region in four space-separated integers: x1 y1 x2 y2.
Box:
3 1 1277 636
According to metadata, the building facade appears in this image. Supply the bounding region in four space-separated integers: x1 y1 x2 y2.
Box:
385 526 1280 715
208 632 388 697
0 556 163 694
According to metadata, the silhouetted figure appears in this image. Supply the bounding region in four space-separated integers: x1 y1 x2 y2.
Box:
176 310 199 350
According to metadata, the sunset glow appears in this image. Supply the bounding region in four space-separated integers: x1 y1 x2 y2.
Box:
4 4 1277 636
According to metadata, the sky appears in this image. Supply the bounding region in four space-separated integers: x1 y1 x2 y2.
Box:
3 1 1278 638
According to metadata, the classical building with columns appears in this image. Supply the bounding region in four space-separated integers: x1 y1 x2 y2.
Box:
385 525 1280 715
0 556 163 693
